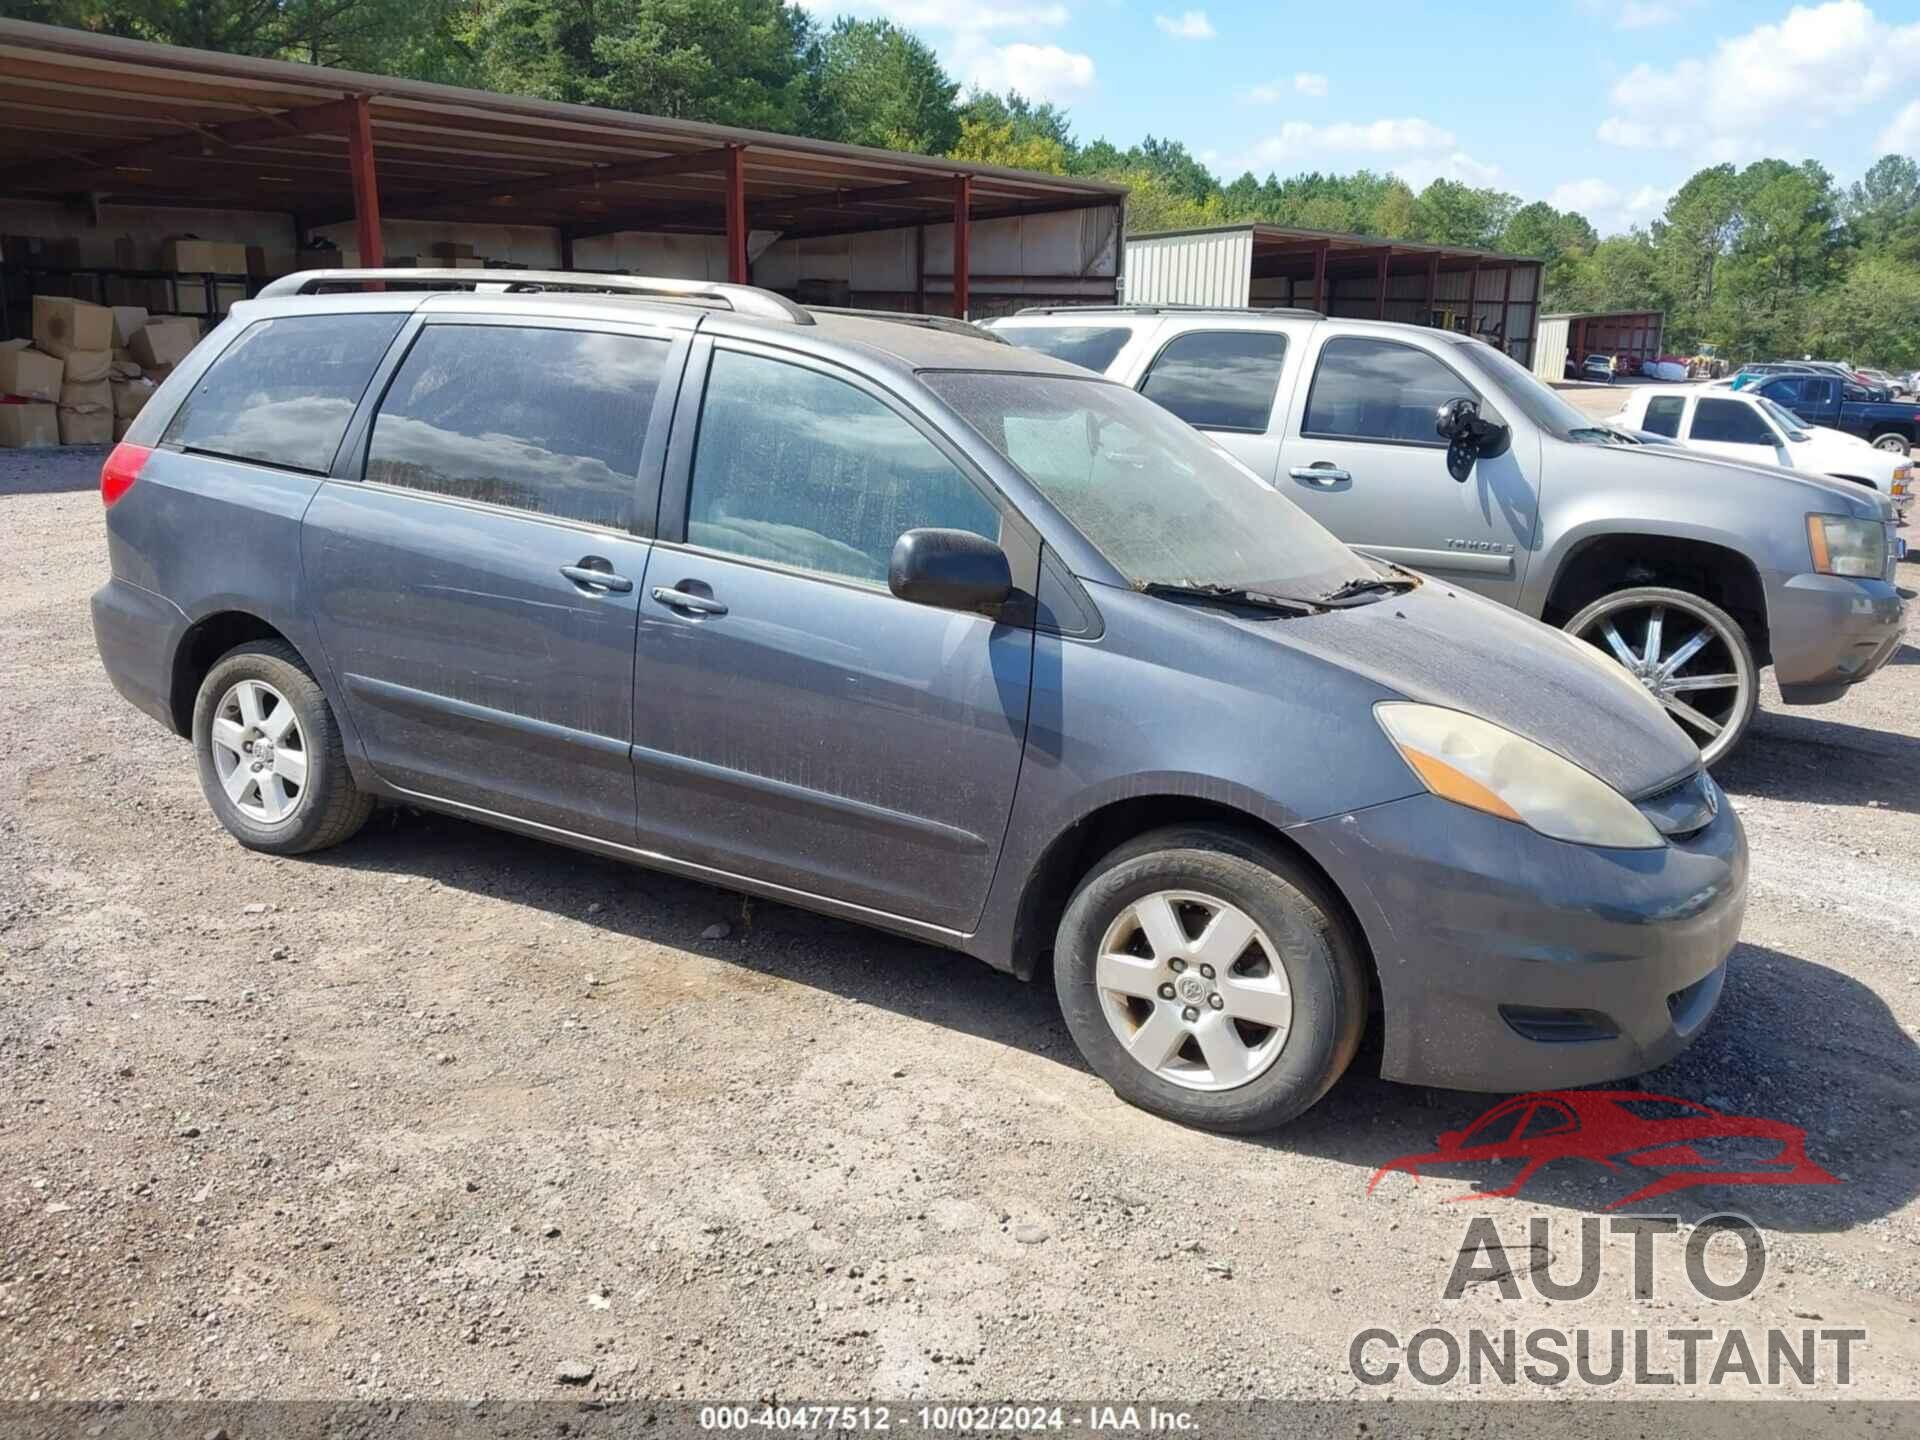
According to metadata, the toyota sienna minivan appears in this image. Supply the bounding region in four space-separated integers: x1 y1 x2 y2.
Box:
91 271 1747 1133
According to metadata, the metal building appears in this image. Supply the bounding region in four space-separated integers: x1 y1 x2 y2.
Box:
1531 311 1667 381
1124 223 1545 367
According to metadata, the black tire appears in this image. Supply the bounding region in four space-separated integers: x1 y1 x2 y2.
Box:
191 640 373 855
1870 431 1911 455
1563 584 1759 768
1053 825 1368 1133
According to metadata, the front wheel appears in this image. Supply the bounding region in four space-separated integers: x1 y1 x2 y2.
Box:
1871 432 1911 455
1053 826 1367 1133
1564 586 1758 767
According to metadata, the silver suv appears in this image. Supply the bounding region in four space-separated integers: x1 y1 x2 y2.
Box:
988 306 1908 764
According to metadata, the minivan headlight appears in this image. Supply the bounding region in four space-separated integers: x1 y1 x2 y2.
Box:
1375 703 1663 849
1807 514 1885 578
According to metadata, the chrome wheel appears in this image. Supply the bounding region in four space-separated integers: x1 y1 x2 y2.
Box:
1094 890 1292 1092
1570 594 1753 765
208 679 308 826
1872 433 1910 454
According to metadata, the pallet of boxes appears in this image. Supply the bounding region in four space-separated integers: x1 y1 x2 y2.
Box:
0 297 199 449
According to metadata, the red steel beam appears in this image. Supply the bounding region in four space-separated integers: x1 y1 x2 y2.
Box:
0 95 363 194
345 94 383 269
952 175 972 320
724 144 748 285
1311 241 1328 315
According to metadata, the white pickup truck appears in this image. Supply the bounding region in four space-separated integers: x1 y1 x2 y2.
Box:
1611 384 1912 518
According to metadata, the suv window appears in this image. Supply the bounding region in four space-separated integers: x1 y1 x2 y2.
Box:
1689 397 1776 446
162 313 404 474
1642 395 1686 437
1303 336 1475 445
1139 331 1288 432
364 324 668 530
1002 325 1133 374
687 349 1000 588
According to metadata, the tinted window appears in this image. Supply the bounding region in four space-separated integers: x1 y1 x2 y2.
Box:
1002 325 1133 374
1758 377 1803 404
365 325 667 529
1642 395 1686 437
1139 331 1287 431
163 313 403 473
1303 337 1477 445
687 349 999 588
1689 397 1775 445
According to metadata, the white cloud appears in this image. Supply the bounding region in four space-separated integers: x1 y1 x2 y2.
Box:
1549 178 1622 212
1879 98 1920 154
1293 71 1329 97
1616 0 1682 28
1243 72 1329 104
1597 2 1920 162
1154 10 1215 40
962 41 1096 100
1247 116 1457 164
1542 178 1672 234
795 1 1069 31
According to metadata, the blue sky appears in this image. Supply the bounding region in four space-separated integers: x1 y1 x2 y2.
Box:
798 1 1920 232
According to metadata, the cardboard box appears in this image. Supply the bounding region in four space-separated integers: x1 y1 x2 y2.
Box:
111 376 156 418
130 318 200 368
59 378 111 413
60 349 111 384
110 306 150 346
0 401 60 448
174 280 248 316
32 295 114 358
163 238 249 274
58 406 114 446
430 241 476 259
143 364 176 385
450 256 485 268
110 356 143 380
0 342 64 403
246 246 298 278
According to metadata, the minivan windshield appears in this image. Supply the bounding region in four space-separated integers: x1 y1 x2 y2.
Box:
925 371 1367 600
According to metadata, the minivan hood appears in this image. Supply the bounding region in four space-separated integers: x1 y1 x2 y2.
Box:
1242 580 1701 798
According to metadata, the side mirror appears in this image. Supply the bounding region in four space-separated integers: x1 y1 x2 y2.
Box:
889 528 1012 616
1434 397 1511 482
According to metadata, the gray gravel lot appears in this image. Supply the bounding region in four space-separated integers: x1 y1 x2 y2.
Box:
1 444 1916 1405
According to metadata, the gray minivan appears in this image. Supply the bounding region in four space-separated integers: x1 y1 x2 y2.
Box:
92 271 1746 1133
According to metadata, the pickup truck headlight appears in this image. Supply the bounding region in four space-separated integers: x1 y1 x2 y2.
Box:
1374 703 1664 850
1806 514 1886 578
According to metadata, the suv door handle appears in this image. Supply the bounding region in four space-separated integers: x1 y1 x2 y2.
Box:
560 561 634 593
650 584 728 616
1289 465 1352 486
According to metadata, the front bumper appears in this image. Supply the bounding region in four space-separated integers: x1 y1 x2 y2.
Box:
91 576 189 733
1770 572 1906 705
1291 787 1746 1092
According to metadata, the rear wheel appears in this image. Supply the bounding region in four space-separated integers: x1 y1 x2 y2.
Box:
1053 825 1367 1133
1871 431 1911 455
1564 585 1757 767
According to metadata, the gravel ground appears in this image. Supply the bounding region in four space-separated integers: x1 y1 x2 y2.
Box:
1 444 1916 1406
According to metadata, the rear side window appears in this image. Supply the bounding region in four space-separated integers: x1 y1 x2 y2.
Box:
162 313 403 473
1001 325 1134 374
1302 337 1476 445
1139 331 1288 431
364 325 668 530
1689 398 1775 445
1642 395 1686 437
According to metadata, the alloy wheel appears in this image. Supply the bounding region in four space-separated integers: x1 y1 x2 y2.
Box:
1094 890 1292 1092
1873 433 1910 454
208 679 308 825
1570 595 1753 766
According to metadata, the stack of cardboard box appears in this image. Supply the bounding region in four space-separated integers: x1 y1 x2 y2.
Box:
0 296 202 447
430 241 488 269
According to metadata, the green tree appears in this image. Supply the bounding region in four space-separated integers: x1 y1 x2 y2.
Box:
1648 165 1740 344
949 116 1067 174
1409 178 1519 248
1810 256 1920 368
1555 232 1660 314
812 17 958 153
1843 154 1920 251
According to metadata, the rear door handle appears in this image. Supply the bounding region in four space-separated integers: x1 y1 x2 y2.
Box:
561 561 633 593
1289 465 1352 486
650 585 728 616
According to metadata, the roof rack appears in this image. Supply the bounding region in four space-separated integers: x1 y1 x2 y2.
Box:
255 269 815 324
809 306 1008 343
1013 303 1324 319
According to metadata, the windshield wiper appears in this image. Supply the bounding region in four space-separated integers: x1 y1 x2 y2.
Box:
1317 574 1420 605
1140 581 1320 615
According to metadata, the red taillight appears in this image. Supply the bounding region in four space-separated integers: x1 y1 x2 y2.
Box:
100 443 150 507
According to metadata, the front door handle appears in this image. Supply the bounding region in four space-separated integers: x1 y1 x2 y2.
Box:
1289 465 1352 486
650 585 728 617
561 561 633 593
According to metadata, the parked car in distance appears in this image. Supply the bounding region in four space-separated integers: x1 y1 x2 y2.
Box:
1581 353 1617 383
94 271 1751 1134
1611 385 1912 519
986 304 1907 765
1752 371 1920 454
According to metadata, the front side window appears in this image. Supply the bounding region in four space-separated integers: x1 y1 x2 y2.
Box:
365 325 667 530
1689 398 1776 446
1139 331 1288 432
1642 395 1686 437
687 349 1000 588
1000 325 1134 375
163 313 404 473
1303 336 1478 446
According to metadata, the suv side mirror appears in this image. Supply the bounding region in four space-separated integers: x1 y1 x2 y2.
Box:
889 528 1012 616
1434 397 1511 481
